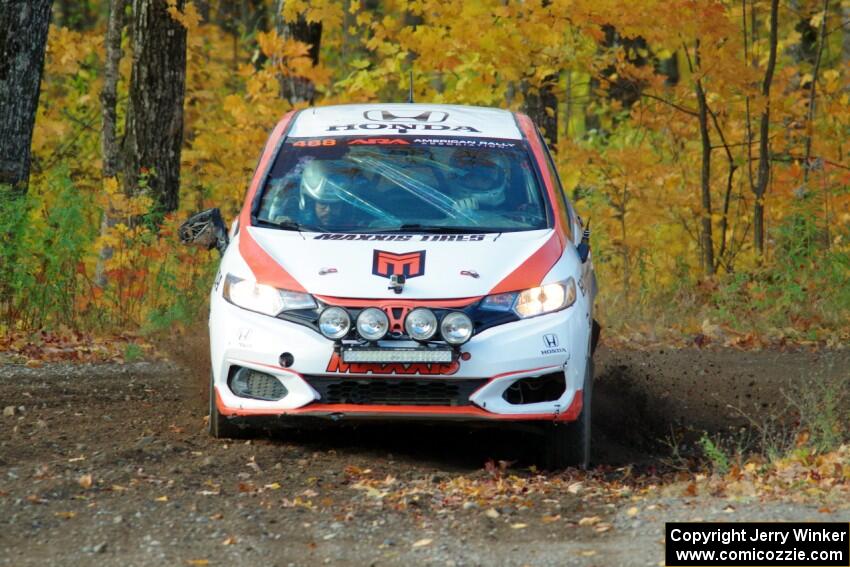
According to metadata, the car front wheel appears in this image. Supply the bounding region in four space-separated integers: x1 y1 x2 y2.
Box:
541 358 593 470
209 371 247 439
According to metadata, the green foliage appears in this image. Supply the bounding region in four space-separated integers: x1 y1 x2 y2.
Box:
123 342 144 362
698 433 730 475
1 170 95 331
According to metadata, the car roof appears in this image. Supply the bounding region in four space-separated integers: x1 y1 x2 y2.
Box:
287 103 523 140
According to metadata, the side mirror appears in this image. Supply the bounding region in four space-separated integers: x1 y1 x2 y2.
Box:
577 219 591 263
179 208 229 256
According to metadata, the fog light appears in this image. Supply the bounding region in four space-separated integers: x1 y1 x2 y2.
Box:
319 307 351 340
356 307 389 341
440 312 473 345
405 308 438 341
229 367 287 401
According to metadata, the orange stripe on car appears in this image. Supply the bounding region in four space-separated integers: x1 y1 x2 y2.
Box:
237 111 307 292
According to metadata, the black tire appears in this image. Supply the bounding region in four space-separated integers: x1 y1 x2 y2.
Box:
590 319 601 356
541 358 593 470
209 371 246 439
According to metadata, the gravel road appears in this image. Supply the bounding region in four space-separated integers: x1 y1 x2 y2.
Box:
1 345 848 566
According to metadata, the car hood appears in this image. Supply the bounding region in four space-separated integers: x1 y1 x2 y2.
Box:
245 227 557 299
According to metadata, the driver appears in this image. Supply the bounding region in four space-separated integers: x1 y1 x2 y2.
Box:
298 159 358 229
448 150 510 211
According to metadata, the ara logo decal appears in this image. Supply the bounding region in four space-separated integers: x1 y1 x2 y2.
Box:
372 250 426 279
363 110 449 123
348 138 411 145
325 353 459 375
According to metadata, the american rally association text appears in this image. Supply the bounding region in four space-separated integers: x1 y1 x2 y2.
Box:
669 527 848 547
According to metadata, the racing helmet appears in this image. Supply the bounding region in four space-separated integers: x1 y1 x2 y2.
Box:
299 159 344 211
449 150 510 208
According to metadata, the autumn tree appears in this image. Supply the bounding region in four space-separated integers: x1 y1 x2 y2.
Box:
122 0 188 214
750 0 780 257
275 0 322 104
0 0 54 193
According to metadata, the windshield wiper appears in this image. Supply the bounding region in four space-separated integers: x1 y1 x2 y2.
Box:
254 218 318 232
395 224 494 234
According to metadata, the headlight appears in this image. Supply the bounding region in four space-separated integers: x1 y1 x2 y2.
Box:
319 307 351 339
405 308 438 341
440 312 473 345
223 274 316 316
356 307 389 341
481 278 577 319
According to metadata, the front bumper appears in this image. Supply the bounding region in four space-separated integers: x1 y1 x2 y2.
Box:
210 297 591 422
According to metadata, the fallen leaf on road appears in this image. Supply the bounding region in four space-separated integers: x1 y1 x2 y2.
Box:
580 550 597 557
567 482 583 494
265 483 281 490
186 561 209 566
485 508 500 519
222 536 237 545
595 523 612 533
627 506 639 517
78 474 93 489
25 359 43 368
155 495 168 502
578 516 601 526
511 523 528 529
54 511 76 519
542 514 561 523
412 538 432 548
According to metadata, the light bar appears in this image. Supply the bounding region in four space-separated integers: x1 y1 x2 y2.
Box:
341 348 454 364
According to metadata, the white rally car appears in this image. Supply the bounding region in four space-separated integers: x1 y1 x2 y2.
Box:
180 104 598 468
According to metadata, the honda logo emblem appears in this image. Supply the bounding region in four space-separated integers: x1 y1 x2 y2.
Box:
543 334 559 348
363 110 449 123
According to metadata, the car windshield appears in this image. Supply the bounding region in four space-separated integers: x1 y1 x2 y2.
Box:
255 136 549 233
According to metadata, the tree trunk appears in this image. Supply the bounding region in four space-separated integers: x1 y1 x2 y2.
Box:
274 0 322 105
523 77 559 151
122 0 187 214
102 0 126 179
752 0 779 257
0 0 54 193
843 1 850 65
96 0 127 287
802 0 829 185
695 77 716 275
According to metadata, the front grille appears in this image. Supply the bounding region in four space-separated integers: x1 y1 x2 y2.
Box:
306 377 487 406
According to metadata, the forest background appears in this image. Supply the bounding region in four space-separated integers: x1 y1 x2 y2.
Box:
1 0 849 358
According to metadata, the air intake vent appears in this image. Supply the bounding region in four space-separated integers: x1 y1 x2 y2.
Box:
228 367 288 401
306 377 487 406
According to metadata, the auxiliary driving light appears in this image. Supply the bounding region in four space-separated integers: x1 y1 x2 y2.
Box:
440 312 473 345
404 308 438 340
356 307 389 341
319 307 351 339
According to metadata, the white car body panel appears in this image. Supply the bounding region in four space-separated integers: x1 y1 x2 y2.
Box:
248 227 553 299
